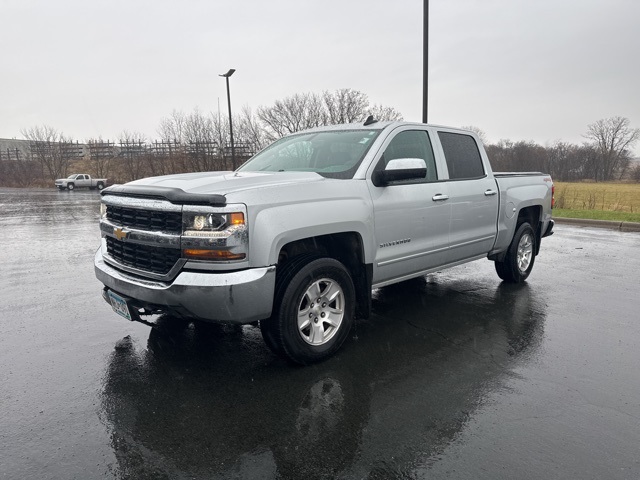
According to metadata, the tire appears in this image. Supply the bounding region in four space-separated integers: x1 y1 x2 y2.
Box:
260 254 321 357
494 222 536 283
67 183 75 191
261 256 355 365
259 319 285 355
97 182 105 190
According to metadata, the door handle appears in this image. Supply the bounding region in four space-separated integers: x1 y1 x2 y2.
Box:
484 190 498 196
432 194 449 202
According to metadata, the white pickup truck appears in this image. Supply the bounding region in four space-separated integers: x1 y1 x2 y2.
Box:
55 174 107 190
94 120 554 364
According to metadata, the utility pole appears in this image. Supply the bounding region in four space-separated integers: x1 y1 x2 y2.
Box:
423 0 429 124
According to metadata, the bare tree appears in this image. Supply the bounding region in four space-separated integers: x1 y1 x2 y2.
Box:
485 140 512 171
118 131 148 181
150 139 184 176
631 163 640 183
158 109 233 171
235 106 268 157
545 141 571 180
0 145 36 187
257 89 403 141
545 141 597 181
21 125 76 180
323 88 369 124
157 110 187 143
485 140 547 173
257 92 327 141
86 137 116 178
366 104 403 122
210 111 233 169
182 108 218 171
584 116 640 181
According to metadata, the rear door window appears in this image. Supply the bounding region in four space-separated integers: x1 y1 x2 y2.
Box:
438 132 485 180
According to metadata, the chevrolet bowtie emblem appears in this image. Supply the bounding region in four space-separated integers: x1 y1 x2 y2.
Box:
113 227 129 241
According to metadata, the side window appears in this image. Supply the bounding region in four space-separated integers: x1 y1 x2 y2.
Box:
377 130 438 182
438 132 485 180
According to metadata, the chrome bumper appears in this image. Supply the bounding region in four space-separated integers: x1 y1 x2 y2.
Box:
94 249 275 324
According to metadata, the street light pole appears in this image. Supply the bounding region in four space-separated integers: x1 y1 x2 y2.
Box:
219 68 236 167
423 0 429 124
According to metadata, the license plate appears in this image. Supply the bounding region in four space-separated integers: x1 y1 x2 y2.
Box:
108 290 132 321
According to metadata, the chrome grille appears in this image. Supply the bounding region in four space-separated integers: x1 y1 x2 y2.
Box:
106 205 182 233
106 237 180 275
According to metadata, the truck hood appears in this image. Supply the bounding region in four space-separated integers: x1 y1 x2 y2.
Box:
126 171 327 196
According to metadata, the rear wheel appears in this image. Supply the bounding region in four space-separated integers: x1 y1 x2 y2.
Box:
97 182 105 190
261 256 355 364
495 222 536 283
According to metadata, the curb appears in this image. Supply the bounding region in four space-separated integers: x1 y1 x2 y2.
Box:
554 217 640 232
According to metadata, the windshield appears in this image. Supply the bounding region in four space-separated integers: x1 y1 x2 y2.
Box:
67 175 77 179
237 129 381 179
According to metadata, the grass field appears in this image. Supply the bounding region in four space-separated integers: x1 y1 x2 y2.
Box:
553 182 640 223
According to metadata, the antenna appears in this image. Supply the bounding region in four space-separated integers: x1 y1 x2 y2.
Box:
363 115 378 126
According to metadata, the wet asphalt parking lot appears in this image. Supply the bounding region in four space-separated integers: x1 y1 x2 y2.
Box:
1 187 639 480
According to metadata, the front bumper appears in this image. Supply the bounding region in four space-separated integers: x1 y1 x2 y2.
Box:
94 248 275 324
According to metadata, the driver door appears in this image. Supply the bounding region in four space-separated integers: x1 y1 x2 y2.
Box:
368 128 451 286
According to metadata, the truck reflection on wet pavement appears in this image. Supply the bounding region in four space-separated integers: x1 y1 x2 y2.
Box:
101 280 544 479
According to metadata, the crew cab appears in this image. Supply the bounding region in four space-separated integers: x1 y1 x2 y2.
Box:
56 174 107 190
94 120 554 364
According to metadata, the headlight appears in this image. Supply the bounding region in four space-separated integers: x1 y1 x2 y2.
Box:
100 203 107 220
181 206 248 262
183 212 244 236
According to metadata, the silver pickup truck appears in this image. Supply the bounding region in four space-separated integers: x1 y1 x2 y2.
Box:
95 121 554 364
56 174 107 190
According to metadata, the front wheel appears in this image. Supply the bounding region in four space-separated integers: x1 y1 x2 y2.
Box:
67 183 75 191
495 222 536 283
261 256 355 365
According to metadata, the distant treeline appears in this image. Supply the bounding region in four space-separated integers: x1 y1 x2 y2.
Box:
486 138 640 182
1 90 638 186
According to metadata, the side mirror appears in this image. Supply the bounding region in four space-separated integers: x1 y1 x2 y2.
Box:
372 158 427 186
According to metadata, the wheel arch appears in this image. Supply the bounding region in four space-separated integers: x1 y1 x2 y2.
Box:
277 232 372 320
516 205 542 255
490 204 543 261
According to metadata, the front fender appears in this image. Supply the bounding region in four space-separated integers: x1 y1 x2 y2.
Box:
250 198 375 266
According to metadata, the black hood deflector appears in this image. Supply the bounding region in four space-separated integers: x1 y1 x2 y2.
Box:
101 184 227 206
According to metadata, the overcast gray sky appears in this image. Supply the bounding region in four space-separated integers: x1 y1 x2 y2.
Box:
2 0 639 153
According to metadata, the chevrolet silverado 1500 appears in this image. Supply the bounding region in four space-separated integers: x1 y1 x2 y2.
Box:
56 174 107 190
94 120 554 363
